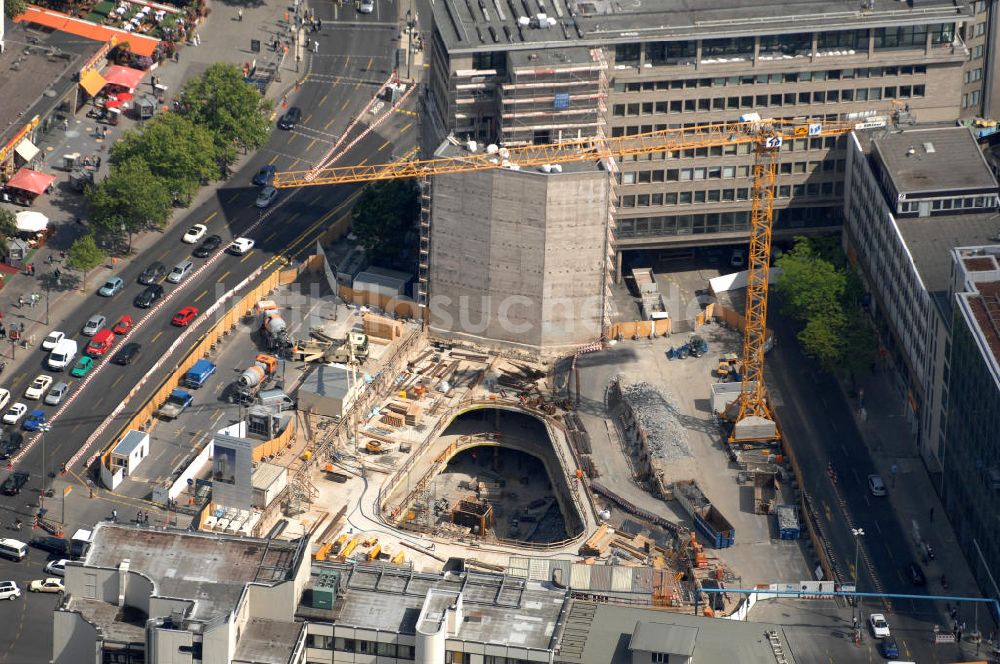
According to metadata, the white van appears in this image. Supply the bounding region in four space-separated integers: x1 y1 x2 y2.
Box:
0 538 28 561
167 260 194 284
47 339 78 371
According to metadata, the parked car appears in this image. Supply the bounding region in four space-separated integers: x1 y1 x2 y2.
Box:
252 165 276 186
880 636 900 659
905 562 926 586
112 342 142 366
868 474 887 496
28 578 64 593
192 235 223 258
0 433 22 460
134 284 164 309
358 0 375 13
29 536 67 557
70 356 94 378
82 314 106 336
869 613 890 639
1 403 26 425
97 277 124 297
227 238 255 255
138 262 166 285
277 106 301 129
1 472 29 496
40 331 65 351
0 581 20 601
182 224 208 244
0 389 11 412
112 315 134 335
255 186 278 208
44 382 69 406
172 306 199 327
23 410 46 431
24 375 53 400
44 559 68 577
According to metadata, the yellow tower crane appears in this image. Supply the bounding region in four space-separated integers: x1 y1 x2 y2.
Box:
273 118 860 442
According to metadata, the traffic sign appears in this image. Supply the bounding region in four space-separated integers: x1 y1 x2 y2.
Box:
808 123 822 136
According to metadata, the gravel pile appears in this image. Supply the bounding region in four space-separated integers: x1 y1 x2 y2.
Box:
620 381 692 461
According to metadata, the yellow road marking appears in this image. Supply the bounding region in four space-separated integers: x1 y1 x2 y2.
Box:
112 374 124 387
264 231 278 243
240 250 256 263
311 194 323 205
340 99 350 111
303 114 312 124
378 139 391 151
324 116 337 130
268 154 279 165
289 159 300 170
193 289 208 303
365 56 372 71
218 270 230 283
287 133 297 145
344 55 351 71
205 211 218 223
319 94 328 106
226 192 239 204
399 121 413 133
306 138 317 152
151 331 163 344
357 158 368 166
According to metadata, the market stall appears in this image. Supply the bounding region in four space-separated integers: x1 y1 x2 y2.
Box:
2 168 56 206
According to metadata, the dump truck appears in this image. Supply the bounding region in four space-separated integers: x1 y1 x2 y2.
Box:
230 354 277 404
183 359 217 389
158 389 193 420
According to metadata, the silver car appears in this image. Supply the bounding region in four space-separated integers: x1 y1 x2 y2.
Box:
44 382 69 406
82 315 106 336
97 277 124 297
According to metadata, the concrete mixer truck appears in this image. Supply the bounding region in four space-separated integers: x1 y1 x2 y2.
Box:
230 353 278 405
256 300 292 351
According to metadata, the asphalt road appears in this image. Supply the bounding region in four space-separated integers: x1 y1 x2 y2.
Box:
0 0 408 603
767 312 960 662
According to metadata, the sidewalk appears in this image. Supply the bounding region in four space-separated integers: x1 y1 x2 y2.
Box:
0 0 308 388
842 368 994 650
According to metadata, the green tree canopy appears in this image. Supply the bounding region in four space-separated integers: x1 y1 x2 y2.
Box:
179 63 273 163
351 180 420 266
0 207 19 248
110 113 219 205
4 0 27 19
67 234 106 291
774 236 878 375
86 157 173 236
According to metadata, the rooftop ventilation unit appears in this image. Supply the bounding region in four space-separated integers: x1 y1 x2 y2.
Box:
923 142 936 154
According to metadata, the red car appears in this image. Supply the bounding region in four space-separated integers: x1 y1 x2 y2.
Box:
171 306 199 327
86 329 116 357
112 315 134 335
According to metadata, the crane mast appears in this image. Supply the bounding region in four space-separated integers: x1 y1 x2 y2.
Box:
273 118 862 444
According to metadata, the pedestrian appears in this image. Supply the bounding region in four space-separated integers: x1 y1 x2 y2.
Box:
237 7 243 20
145 512 150 525
137 510 142 523
96 156 102 169
929 506 934 522
111 509 118 523
59 250 65 261
62 118 69 131
17 295 23 309
313 39 319 53
317 17 322 31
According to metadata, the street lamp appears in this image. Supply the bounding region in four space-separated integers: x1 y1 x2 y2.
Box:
38 422 52 508
852 527 865 642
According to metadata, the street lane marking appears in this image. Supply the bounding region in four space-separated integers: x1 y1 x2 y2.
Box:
218 271 230 283
10 373 25 389
226 192 239 204
304 114 313 124
289 159 300 170
240 250 256 263
319 94 328 106
112 375 124 387
194 289 208 303
378 139 391 151
264 231 278 243
399 121 413 133
340 99 350 111
306 138 317 151
204 211 218 223
324 116 337 130
210 410 225 430
151 331 163 343
873 519 882 534
311 194 323 205
365 56 373 71
268 154 279 165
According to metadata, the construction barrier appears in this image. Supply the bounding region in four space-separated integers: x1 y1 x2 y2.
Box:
608 318 672 339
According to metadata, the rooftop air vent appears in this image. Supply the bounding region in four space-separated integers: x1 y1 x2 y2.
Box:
923 142 936 154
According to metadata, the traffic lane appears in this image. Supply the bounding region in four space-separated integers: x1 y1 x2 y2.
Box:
6 131 387 486
767 315 947 641
0 548 64 664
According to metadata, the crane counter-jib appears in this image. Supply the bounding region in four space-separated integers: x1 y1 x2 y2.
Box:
272 118 861 188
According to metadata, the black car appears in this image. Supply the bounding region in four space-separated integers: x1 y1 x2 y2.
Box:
0 432 23 460
112 342 142 366
277 106 302 130
906 562 926 586
192 234 223 258
134 284 164 309
2 471 29 496
138 261 166 285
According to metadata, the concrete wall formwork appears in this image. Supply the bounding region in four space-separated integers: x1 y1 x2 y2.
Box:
428 165 610 353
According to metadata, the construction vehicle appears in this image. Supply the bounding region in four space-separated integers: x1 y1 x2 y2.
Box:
256 300 292 351
229 353 278 405
158 389 193 420
366 542 381 561
273 117 867 443
715 353 740 378
183 359 217 389
339 536 359 559
292 329 369 364
365 440 386 455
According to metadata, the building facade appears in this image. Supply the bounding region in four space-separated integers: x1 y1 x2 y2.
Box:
424 0 975 262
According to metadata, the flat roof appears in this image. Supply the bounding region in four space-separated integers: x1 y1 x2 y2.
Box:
232 618 303 664
298 562 567 652
434 139 607 175
874 127 998 195
299 363 354 399
555 600 796 664
433 0 965 53
85 523 302 621
897 211 1000 299
629 621 697 656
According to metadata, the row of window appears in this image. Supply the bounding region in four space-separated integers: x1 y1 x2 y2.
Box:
611 136 844 158
963 90 982 109
305 635 416 659
619 159 846 184
615 25 955 66
618 181 844 207
612 85 925 120
899 196 997 214
616 65 928 93
616 207 841 238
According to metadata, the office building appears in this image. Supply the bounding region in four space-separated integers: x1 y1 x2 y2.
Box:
843 125 999 465
424 0 974 265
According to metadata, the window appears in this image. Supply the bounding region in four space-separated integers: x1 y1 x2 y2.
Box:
308 634 333 650
615 43 640 66
759 32 811 56
651 652 670 664
335 638 356 652
874 25 927 49
398 645 416 660
818 29 868 51
377 643 398 657
972 44 985 59
613 104 626 117
930 23 955 45
702 37 754 59
645 41 696 65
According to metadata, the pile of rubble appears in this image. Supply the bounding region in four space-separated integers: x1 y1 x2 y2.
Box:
619 381 692 461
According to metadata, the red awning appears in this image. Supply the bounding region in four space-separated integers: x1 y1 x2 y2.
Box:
6 168 56 196
103 65 145 91
14 7 161 57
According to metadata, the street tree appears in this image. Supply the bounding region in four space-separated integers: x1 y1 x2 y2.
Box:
774 238 845 320
0 207 19 247
67 234 105 292
86 157 173 241
351 180 420 267
4 0 26 19
179 63 273 163
110 113 219 205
